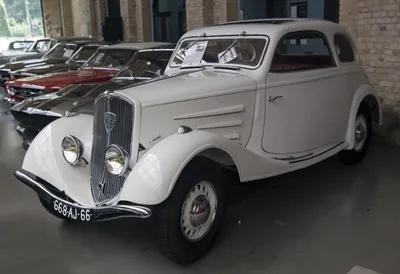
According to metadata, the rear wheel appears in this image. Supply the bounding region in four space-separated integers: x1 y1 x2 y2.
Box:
339 104 371 165
155 157 227 265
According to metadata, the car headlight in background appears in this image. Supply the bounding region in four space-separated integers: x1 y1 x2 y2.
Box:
6 85 15 95
61 135 83 165
105 145 130 176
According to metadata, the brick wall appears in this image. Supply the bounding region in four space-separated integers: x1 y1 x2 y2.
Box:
340 0 400 113
120 0 150 41
186 0 237 31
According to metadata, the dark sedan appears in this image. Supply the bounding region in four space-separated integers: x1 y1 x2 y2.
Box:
0 39 95 86
10 42 112 80
11 43 176 149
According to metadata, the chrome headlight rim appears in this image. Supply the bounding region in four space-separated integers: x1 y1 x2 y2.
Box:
61 135 83 165
104 144 130 177
6 85 15 95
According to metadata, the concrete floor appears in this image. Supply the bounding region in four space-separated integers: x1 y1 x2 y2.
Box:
0 92 399 274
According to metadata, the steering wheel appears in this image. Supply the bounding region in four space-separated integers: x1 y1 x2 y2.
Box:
236 41 257 63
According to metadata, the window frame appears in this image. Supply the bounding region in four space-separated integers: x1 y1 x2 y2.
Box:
333 33 358 64
269 30 337 73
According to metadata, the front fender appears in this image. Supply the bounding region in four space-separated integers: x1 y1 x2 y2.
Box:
119 130 285 205
21 114 96 206
345 84 383 149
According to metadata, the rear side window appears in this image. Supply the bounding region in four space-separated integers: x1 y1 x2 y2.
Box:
270 31 335 72
334 34 355 63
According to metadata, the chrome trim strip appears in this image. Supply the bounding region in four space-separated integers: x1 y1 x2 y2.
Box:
15 170 152 220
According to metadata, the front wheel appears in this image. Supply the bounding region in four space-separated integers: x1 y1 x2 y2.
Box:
339 104 371 165
155 157 227 264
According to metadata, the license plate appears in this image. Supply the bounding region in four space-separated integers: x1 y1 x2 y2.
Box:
52 199 93 222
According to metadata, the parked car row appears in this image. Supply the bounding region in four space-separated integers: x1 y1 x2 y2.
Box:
9 19 382 265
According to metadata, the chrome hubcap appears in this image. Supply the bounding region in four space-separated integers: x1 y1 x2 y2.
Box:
354 114 368 152
181 181 217 242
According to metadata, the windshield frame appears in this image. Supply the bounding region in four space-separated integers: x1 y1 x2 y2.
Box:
42 42 78 60
68 45 98 64
114 48 174 79
80 48 136 71
168 34 270 71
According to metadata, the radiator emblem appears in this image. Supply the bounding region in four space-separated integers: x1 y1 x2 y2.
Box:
104 112 116 133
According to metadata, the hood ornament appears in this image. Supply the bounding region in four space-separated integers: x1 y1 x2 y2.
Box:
104 112 116 133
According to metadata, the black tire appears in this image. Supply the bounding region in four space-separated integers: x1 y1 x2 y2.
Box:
38 196 71 221
339 104 371 165
155 156 227 265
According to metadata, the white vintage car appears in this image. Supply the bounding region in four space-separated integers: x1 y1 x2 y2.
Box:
15 19 383 264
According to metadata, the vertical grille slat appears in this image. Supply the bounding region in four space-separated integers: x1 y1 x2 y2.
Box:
90 94 134 204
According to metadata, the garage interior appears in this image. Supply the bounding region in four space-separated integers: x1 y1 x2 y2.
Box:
1 0 400 273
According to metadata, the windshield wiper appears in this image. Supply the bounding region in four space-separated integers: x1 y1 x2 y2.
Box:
219 30 246 61
180 32 207 56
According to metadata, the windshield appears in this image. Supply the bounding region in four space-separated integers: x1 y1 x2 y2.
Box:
68 46 98 63
116 49 173 79
171 37 267 69
43 43 77 60
82 49 136 70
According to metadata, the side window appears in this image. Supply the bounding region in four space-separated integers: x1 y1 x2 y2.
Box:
270 31 335 73
334 34 355 63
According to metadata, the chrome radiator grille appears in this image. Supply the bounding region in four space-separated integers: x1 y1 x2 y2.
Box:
90 94 134 204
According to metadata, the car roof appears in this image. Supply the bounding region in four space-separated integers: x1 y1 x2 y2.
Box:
52 36 94 42
98 42 174 51
82 41 115 48
182 18 349 40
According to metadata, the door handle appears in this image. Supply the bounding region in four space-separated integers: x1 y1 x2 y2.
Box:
268 96 283 103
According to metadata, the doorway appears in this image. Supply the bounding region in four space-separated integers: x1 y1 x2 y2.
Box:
152 0 186 43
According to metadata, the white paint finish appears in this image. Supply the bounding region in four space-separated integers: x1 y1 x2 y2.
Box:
22 114 96 206
119 130 348 205
197 120 243 130
139 90 256 148
116 70 257 107
173 104 245 120
263 67 354 154
347 266 382 274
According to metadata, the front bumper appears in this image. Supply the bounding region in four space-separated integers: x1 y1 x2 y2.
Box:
15 170 152 221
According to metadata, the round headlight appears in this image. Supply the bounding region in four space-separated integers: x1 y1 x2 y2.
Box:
61 135 83 165
104 145 130 176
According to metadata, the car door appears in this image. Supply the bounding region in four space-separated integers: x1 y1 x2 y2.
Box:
262 31 351 155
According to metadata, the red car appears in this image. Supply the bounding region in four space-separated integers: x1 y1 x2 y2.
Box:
4 43 141 106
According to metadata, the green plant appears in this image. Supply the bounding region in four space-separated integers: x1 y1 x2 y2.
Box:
0 0 12 37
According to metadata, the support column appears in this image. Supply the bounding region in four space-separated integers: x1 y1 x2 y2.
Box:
60 0 74 36
41 0 62 37
71 0 93 36
120 0 151 41
186 0 213 31
213 0 238 25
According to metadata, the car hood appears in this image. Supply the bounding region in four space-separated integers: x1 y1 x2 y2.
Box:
6 68 117 89
11 79 136 116
0 50 29 57
115 69 258 107
0 58 65 72
13 62 81 75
